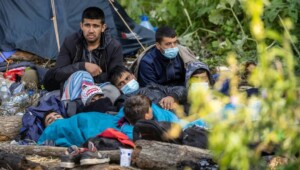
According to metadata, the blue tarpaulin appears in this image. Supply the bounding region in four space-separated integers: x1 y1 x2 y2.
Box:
0 0 155 60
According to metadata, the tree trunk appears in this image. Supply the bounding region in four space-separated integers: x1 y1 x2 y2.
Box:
132 140 212 170
0 116 22 141
0 143 121 162
0 149 45 170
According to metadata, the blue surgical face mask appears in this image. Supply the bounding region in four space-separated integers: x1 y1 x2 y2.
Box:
121 79 140 94
162 47 179 59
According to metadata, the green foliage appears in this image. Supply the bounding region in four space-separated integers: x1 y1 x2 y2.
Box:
120 0 300 69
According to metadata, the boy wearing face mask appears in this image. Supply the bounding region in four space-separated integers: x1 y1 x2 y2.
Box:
135 26 198 87
184 61 214 115
185 61 214 89
110 66 187 111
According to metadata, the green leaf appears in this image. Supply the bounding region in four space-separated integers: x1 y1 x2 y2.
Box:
225 0 236 8
209 10 224 25
216 3 227 10
212 40 220 48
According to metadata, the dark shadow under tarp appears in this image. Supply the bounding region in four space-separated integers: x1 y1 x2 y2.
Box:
0 0 155 60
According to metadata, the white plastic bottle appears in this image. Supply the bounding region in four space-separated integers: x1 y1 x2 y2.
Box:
0 81 11 105
140 15 154 31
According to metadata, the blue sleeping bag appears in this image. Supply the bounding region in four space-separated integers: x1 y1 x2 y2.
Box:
38 104 182 147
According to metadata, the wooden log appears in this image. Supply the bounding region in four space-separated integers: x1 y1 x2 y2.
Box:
0 143 121 162
0 149 45 170
65 164 137 170
0 116 22 141
0 143 66 157
132 140 212 169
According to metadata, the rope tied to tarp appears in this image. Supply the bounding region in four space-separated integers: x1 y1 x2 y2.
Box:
50 0 60 52
0 52 12 72
107 0 145 51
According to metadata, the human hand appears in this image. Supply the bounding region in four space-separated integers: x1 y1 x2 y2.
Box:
159 96 175 110
85 63 102 77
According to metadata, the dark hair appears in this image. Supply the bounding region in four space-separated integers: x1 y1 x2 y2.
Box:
109 65 132 85
191 68 214 87
43 110 56 127
242 60 257 80
191 69 207 76
245 61 257 69
155 26 177 43
124 95 152 125
82 7 105 24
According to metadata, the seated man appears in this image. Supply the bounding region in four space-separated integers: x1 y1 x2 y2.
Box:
110 65 187 111
43 7 122 110
135 26 197 87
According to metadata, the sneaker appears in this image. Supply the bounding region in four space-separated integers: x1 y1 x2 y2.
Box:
60 145 87 168
80 141 110 166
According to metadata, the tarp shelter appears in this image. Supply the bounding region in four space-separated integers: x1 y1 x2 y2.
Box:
0 0 155 60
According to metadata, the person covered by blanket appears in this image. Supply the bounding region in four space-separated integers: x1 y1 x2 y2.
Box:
42 85 118 127
79 85 118 113
43 110 64 127
123 94 207 128
38 94 190 147
43 7 122 115
110 65 187 111
123 95 209 148
136 26 197 87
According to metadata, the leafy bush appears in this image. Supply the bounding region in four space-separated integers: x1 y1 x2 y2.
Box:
120 0 300 70
121 0 300 169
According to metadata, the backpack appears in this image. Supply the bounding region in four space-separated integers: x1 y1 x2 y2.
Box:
182 125 209 149
133 120 183 144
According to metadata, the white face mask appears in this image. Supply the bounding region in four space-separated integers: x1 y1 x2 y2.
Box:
190 82 209 91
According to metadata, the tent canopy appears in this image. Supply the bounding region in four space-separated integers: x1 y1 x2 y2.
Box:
0 0 155 60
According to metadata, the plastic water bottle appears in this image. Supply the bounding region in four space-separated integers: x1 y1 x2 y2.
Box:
0 81 11 105
140 15 154 31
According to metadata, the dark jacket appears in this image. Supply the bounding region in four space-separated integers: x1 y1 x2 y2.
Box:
130 45 198 85
114 83 187 109
138 47 186 87
45 30 123 91
80 97 118 113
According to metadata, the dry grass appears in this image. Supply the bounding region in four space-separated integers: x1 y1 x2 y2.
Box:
26 155 60 168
